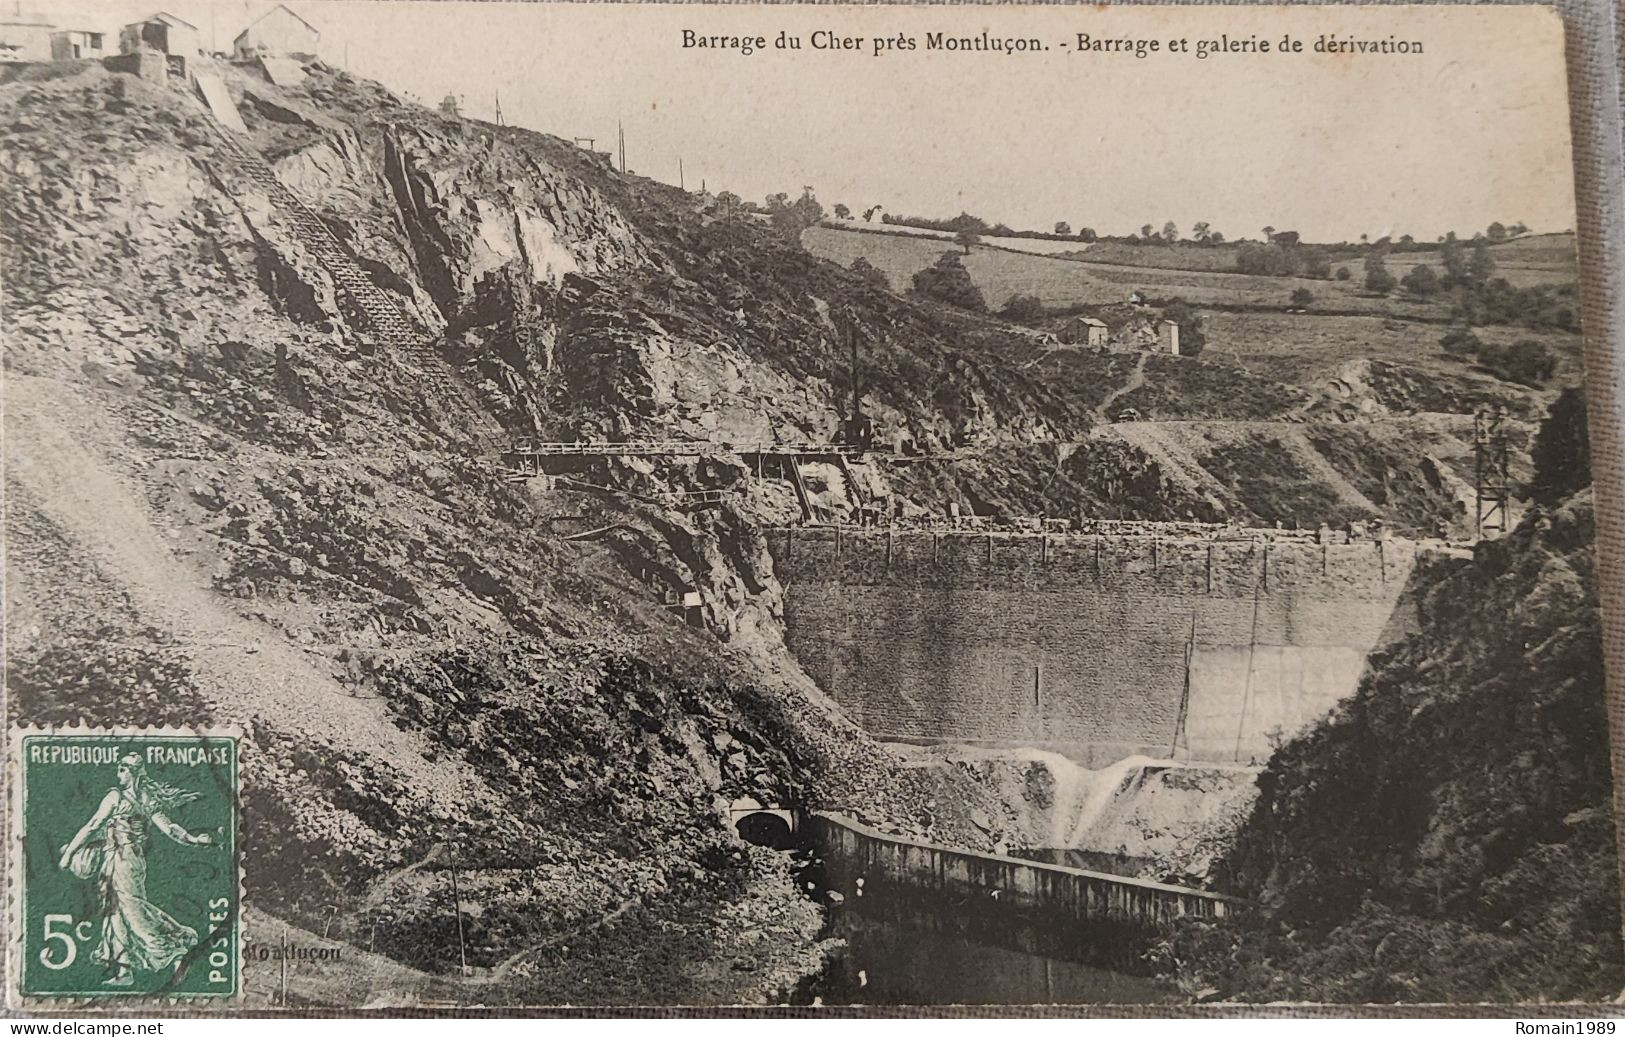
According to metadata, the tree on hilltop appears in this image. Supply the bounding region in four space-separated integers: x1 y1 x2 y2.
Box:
1364 252 1396 296
1482 339 1555 387
849 256 889 291
999 293 1045 322
1439 326 1483 356
1401 264 1439 297
911 251 987 312
766 188 824 240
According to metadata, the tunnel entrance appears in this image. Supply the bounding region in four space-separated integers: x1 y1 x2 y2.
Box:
735 811 795 848
728 796 800 849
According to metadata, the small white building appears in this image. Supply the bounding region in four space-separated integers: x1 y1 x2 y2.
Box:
119 12 201 57
0 10 55 62
233 4 320 60
1158 320 1181 356
50 29 106 60
1059 315 1108 348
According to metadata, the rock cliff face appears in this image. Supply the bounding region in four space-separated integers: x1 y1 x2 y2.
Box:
0 60 1021 1005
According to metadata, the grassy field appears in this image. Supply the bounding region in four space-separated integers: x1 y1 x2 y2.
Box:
805 226 1578 315
805 222 1581 434
804 225 1448 317
1052 240 1244 272
1201 310 1584 407
819 218 1091 256
1381 232 1578 289
1060 232 1577 290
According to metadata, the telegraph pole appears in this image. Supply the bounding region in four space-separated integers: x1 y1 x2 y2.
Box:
448 843 469 976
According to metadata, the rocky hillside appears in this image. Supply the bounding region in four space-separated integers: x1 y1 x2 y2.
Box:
136 61 1497 538
0 59 1022 1005
1151 453 1617 1001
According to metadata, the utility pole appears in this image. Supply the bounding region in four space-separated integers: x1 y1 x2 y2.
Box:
617 121 626 174
678 156 684 191
1474 404 1511 538
448 843 469 976
494 90 503 127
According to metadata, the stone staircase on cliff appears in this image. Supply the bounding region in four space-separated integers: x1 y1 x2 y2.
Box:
195 91 505 456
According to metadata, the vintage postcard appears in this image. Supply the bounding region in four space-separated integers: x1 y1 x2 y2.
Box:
1 0 1614 1014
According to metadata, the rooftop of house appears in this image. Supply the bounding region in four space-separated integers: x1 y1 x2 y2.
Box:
129 11 198 31
238 3 320 36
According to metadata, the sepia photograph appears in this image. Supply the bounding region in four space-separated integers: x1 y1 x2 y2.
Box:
1 0 1619 1014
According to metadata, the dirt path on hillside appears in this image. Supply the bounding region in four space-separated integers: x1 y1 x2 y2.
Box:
4 374 494 815
242 908 448 1008
1089 420 1221 503
1094 351 1148 421
1276 427 1382 514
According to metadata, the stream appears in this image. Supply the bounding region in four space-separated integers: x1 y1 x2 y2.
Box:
805 911 1176 1005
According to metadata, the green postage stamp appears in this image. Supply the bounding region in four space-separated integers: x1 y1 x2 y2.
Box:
9 726 242 1002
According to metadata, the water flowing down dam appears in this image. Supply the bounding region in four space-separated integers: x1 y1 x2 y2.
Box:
771 527 1436 767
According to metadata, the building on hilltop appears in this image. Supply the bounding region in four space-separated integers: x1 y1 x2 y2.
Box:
233 4 319 60
1058 315 1108 348
1158 319 1181 356
0 8 55 62
50 29 106 61
119 12 201 57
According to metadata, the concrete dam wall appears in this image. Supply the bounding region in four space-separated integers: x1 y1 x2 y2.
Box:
770 528 1427 766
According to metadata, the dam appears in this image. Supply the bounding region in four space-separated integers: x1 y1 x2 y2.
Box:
770 526 1439 766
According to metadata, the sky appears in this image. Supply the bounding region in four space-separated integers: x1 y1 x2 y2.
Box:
43 1 1579 242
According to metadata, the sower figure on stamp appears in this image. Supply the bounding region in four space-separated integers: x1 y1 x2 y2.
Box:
57 752 218 987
